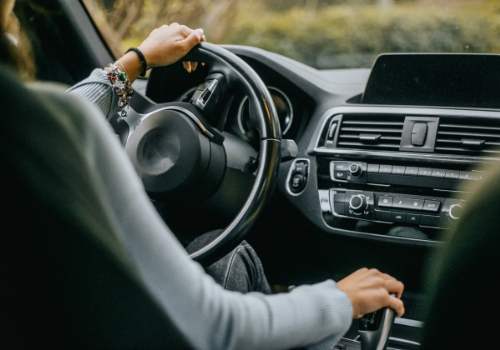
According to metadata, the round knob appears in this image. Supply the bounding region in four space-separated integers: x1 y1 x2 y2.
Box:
349 163 362 177
449 204 464 220
349 194 367 214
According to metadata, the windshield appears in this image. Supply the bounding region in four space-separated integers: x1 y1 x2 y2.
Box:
83 0 500 69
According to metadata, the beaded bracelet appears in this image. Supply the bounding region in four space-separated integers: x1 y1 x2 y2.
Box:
104 63 134 119
126 47 148 77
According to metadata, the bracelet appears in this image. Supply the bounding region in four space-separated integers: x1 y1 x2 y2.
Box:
104 63 134 119
126 47 148 77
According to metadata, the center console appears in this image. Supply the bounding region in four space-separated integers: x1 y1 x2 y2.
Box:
299 105 500 243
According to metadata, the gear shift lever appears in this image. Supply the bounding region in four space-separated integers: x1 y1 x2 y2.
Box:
358 294 396 350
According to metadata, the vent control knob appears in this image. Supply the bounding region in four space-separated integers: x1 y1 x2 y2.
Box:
349 163 363 177
349 194 367 214
449 204 464 220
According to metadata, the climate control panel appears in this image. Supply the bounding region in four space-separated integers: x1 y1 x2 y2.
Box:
330 189 465 228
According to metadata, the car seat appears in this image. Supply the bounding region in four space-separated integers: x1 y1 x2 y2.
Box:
0 63 192 348
419 160 500 349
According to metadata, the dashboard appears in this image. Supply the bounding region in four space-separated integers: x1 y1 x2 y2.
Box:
144 47 500 249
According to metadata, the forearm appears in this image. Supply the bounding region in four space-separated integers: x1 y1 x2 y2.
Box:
66 69 118 120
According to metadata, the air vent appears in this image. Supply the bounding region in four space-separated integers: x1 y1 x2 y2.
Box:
435 117 500 157
336 114 404 151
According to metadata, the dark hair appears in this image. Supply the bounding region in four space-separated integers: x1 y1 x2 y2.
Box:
0 0 35 79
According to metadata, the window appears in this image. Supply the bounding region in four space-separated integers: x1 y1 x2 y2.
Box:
83 0 500 69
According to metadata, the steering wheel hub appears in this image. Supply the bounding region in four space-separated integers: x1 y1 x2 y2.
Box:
125 109 225 201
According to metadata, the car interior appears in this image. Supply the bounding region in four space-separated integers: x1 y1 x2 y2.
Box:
3 0 500 349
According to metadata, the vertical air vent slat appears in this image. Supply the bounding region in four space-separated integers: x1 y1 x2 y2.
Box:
335 114 404 151
435 117 500 156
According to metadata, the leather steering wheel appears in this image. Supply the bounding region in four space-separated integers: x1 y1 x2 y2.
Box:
119 43 281 266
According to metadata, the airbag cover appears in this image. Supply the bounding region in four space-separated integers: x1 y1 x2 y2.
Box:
125 110 211 195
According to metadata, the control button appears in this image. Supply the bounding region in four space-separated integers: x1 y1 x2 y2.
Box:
290 174 306 192
334 162 348 171
289 160 308 193
449 204 464 220
406 214 421 224
349 194 367 214
411 122 428 146
333 193 346 203
472 171 485 181
378 196 393 208
392 212 406 222
402 198 424 210
459 171 473 180
334 171 347 180
405 167 419 175
294 162 307 174
418 168 432 176
379 165 392 174
392 166 406 175
420 215 441 227
374 210 392 221
392 198 406 209
431 169 446 178
422 200 440 212
367 164 380 173
349 163 363 177
334 203 345 215
445 170 460 179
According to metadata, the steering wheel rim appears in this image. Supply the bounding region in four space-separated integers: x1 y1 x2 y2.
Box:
124 43 281 266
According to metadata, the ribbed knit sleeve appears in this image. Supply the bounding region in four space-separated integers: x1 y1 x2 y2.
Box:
34 82 353 349
66 69 117 120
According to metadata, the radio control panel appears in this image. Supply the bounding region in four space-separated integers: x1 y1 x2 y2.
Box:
331 189 464 228
330 161 484 190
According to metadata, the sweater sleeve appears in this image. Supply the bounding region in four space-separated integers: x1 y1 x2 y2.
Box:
66 69 118 120
35 82 353 350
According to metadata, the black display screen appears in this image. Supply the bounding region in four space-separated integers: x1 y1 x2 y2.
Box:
361 54 500 109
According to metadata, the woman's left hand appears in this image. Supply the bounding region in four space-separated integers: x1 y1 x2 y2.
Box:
138 23 205 69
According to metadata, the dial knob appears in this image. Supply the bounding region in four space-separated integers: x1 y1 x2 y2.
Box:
349 163 363 177
449 204 464 220
349 194 367 214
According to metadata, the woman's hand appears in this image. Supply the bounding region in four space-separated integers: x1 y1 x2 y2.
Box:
117 23 205 82
337 268 405 318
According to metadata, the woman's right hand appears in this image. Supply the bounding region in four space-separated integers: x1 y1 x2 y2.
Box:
336 268 405 319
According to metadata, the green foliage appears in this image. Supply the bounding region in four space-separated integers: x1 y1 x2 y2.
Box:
224 4 500 68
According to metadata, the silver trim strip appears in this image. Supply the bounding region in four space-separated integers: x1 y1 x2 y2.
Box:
125 106 214 141
194 79 218 109
389 336 421 347
394 318 424 328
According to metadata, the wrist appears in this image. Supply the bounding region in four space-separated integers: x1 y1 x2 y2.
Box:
125 47 148 77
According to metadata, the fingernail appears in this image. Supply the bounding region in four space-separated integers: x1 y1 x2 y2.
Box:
197 28 204 36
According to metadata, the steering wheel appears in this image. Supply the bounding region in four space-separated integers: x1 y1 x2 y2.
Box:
117 42 281 267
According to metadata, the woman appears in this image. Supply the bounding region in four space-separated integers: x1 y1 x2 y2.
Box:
0 1 404 349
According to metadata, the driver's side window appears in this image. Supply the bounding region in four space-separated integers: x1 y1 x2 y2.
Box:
82 0 239 60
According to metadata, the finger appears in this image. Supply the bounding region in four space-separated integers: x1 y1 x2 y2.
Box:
178 25 192 38
170 22 179 27
183 61 192 73
387 296 405 317
191 61 198 71
181 28 204 48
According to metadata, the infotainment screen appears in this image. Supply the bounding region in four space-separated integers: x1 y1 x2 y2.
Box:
361 54 500 109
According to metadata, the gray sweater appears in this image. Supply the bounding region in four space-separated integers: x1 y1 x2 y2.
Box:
64 69 353 349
